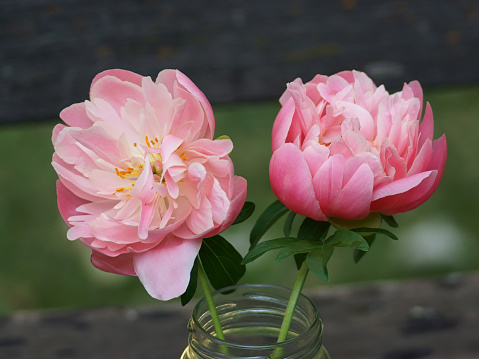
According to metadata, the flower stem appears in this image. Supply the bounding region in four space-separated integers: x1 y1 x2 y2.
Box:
197 260 225 341
272 260 310 358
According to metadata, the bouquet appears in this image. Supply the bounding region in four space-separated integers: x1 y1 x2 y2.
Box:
52 68 446 358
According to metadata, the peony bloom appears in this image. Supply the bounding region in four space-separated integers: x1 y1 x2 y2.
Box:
52 69 247 300
270 70 446 221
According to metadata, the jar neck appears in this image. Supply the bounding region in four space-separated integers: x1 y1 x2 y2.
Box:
185 284 323 359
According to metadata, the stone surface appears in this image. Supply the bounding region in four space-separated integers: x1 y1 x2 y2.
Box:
1 272 478 358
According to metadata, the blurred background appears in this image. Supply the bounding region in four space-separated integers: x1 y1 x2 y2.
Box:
0 0 478 315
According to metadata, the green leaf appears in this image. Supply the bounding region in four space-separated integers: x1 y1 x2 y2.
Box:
298 218 331 242
283 211 296 237
180 257 199 306
381 214 399 228
249 200 289 249
242 237 296 264
306 245 334 281
199 235 246 290
275 239 324 262
353 234 376 263
351 227 399 241
294 253 307 270
232 201 256 225
327 230 370 251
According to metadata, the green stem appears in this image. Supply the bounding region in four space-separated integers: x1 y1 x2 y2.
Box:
277 260 310 342
197 260 225 341
271 261 310 359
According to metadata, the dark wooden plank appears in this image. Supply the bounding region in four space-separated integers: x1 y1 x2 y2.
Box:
1 273 478 358
1 0 478 124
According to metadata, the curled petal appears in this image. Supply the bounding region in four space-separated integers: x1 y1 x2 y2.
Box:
91 251 136 276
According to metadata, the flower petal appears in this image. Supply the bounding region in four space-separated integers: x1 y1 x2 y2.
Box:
133 236 202 300
270 143 325 221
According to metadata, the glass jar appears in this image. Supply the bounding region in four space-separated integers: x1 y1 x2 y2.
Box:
181 284 329 359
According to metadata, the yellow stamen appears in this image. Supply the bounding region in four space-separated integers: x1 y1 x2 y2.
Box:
116 187 125 192
145 136 151 147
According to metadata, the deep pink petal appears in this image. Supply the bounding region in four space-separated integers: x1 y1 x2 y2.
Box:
91 251 136 276
56 180 89 226
133 236 202 300
270 144 326 221
371 171 437 213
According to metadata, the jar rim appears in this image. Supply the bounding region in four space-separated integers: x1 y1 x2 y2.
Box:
190 283 322 350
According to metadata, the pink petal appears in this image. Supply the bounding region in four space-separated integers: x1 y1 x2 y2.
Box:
418 102 434 149
133 236 202 300
90 74 144 115
138 195 160 240
91 251 136 276
272 98 295 152
157 70 215 140
206 176 247 237
370 171 437 213
91 69 143 88
56 180 89 226
269 144 326 221
60 102 93 129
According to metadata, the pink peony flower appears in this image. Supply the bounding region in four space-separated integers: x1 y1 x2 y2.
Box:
270 70 446 221
52 69 247 300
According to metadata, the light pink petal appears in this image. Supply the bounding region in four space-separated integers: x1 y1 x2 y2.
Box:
269 144 326 221
272 98 295 152
206 176 247 238
91 251 136 276
90 75 144 114
418 102 434 149
157 69 215 140
186 197 214 235
91 69 143 88
336 101 375 141
60 102 93 129
133 236 202 300
161 134 184 160
138 195 160 240
187 139 233 158
408 80 423 121
130 157 156 202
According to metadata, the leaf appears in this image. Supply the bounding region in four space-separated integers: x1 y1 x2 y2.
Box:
283 211 296 237
353 234 376 263
294 253 307 270
242 237 296 264
275 239 324 263
306 245 334 281
327 230 370 251
249 200 289 249
352 227 399 241
298 218 331 242
180 257 199 306
199 235 246 290
381 214 399 228
232 201 256 225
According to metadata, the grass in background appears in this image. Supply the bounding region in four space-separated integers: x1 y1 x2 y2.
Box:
0 84 478 315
